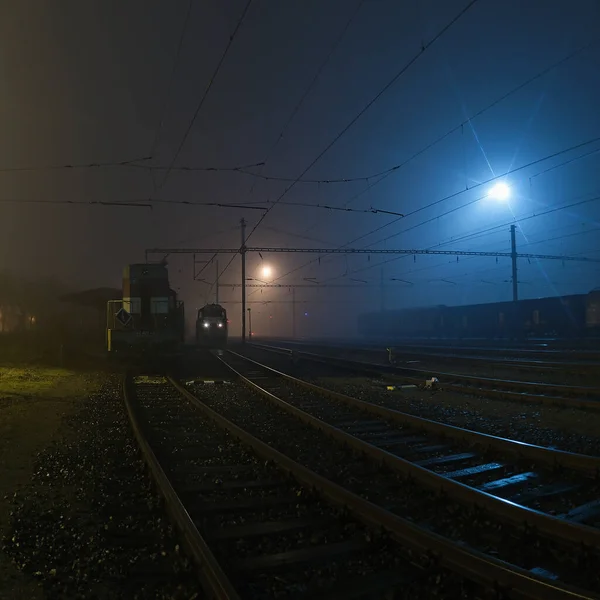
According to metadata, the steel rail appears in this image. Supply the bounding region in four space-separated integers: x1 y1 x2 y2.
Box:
253 342 600 410
274 339 599 372
169 373 598 600
122 375 241 600
232 351 600 477
222 351 600 549
257 342 600 397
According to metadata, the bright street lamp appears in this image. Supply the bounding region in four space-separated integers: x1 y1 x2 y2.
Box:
261 265 273 278
487 181 511 201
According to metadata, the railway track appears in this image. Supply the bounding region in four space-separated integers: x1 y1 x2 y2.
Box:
250 342 600 410
266 340 599 380
214 352 600 579
124 367 599 598
297 338 600 361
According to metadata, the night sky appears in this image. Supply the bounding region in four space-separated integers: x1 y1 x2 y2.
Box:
2 0 600 336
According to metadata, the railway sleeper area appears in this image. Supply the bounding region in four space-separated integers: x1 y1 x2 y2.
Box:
126 372 477 599
118 347 600 598
217 351 600 535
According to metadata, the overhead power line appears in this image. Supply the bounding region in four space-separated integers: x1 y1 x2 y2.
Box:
0 199 153 208
242 0 480 247
245 0 366 198
158 0 253 191
330 40 597 191
0 157 152 173
293 39 599 244
149 0 194 160
122 38 597 224
147 246 599 262
1 196 405 214
262 201 404 216
259 136 600 289
319 191 600 284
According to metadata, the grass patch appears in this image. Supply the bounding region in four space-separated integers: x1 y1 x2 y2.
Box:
0 366 87 399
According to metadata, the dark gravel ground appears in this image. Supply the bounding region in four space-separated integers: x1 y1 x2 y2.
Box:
1 376 201 600
183 372 600 595
241 346 600 457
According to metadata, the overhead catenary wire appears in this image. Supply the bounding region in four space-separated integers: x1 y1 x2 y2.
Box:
293 37 599 242
242 0 480 249
203 0 368 300
378 226 600 287
0 196 408 216
0 157 152 173
0 199 153 208
149 0 194 161
262 201 404 216
245 0 366 199
158 0 253 192
256 136 600 291
119 40 597 192
0 198 265 210
357 137 600 249
13 34 591 185
319 191 600 284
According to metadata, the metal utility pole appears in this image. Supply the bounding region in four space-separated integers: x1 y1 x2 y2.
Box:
292 287 296 338
380 267 385 311
247 308 252 341
240 218 247 343
510 224 518 302
215 259 219 304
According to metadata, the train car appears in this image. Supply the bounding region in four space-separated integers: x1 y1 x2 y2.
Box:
357 289 596 340
585 289 600 336
196 303 228 348
106 264 185 363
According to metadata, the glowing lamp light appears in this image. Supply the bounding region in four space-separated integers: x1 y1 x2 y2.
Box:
488 181 511 201
262 265 272 278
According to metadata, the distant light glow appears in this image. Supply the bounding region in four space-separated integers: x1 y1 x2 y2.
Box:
304 312 308 316
487 181 511 201
262 265 272 278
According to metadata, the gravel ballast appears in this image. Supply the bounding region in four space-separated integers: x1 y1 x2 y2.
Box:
185 374 600 593
242 346 600 456
2 376 199 599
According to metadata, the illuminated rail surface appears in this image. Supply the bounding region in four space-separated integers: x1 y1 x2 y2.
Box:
124 364 598 599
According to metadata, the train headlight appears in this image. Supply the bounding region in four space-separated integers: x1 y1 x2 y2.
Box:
217 322 223 328
203 321 209 328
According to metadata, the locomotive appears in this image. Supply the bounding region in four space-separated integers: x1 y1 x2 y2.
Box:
106 264 185 362
196 303 228 348
357 288 600 340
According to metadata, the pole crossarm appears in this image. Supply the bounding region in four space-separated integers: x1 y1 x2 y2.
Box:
216 283 412 288
146 247 600 262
